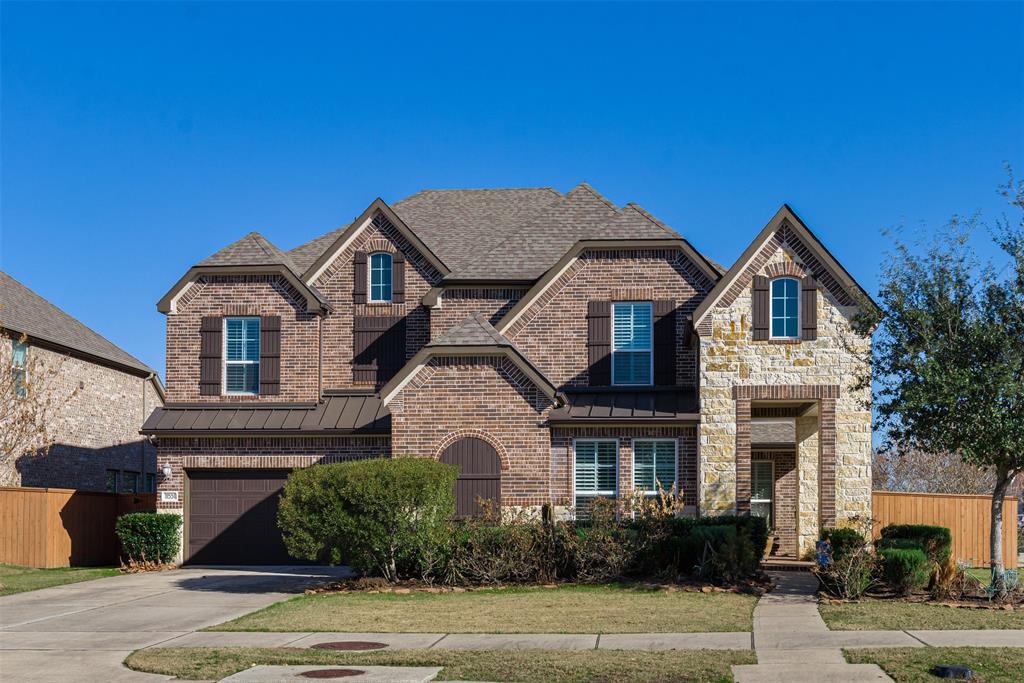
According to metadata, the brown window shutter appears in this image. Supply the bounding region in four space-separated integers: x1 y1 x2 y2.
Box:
587 300 611 386
653 299 677 385
353 315 406 385
801 275 818 341
259 315 281 395
392 252 405 304
752 276 769 341
353 251 368 304
199 316 222 396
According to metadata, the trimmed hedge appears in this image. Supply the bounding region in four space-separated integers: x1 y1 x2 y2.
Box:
278 457 457 581
821 527 866 562
879 547 931 595
633 515 767 580
877 524 952 564
115 512 182 564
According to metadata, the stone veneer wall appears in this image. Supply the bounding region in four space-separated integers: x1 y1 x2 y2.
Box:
698 240 871 556
2 337 163 491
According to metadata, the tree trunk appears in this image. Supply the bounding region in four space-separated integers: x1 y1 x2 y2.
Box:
990 466 1012 592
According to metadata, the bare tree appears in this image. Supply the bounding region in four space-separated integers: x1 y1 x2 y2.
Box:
0 331 76 487
872 447 995 495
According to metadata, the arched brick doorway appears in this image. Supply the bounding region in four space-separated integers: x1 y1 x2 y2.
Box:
440 437 501 518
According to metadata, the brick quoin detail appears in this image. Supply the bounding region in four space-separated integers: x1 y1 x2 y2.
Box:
734 398 752 515
764 261 808 278
819 397 837 527
432 429 511 472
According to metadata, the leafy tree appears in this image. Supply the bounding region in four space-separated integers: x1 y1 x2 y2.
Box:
856 169 1024 590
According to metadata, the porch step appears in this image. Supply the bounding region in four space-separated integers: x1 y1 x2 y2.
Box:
761 558 815 572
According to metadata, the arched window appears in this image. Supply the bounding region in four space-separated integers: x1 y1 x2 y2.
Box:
368 252 393 302
770 277 799 339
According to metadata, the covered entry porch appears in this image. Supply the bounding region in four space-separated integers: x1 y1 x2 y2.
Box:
734 385 838 559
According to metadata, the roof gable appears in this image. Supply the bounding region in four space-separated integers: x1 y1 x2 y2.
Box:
691 204 878 329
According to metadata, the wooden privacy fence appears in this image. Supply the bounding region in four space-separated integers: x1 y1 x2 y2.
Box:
0 487 156 568
872 491 1018 569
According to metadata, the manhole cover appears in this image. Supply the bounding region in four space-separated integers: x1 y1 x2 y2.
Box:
310 641 389 651
298 669 366 679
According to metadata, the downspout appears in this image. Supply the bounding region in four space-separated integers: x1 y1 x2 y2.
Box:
318 314 324 398
141 372 153 489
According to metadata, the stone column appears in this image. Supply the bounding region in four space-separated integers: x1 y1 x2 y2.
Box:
795 415 820 556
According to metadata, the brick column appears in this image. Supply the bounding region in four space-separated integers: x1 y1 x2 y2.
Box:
818 397 837 528
735 397 751 515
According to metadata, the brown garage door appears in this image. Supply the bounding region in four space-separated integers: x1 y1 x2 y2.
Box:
186 469 297 565
440 437 501 518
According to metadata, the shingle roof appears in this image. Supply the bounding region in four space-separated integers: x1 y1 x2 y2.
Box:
0 271 155 375
445 184 680 281
427 312 511 347
141 393 390 435
287 224 350 273
199 231 303 272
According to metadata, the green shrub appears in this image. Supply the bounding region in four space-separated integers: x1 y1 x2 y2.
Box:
822 527 866 562
878 524 952 564
636 515 765 581
879 547 931 595
115 512 182 564
448 514 568 585
277 457 457 582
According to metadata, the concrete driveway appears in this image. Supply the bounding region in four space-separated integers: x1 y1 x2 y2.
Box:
0 565 351 682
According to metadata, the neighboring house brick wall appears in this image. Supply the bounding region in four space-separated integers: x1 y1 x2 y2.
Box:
430 288 525 338
166 274 320 403
699 237 872 556
3 337 163 491
508 248 715 388
389 357 554 507
314 214 442 389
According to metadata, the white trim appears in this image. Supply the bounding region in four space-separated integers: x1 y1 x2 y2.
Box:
368 251 394 303
611 301 653 386
572 438 619 517
768 276 800 340
631 438 678 496
306 214 376 285
222 316 260 396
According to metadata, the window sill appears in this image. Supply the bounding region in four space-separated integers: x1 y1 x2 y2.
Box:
759 338 801 345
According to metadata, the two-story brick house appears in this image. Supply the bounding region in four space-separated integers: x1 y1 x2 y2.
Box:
143 184 874 565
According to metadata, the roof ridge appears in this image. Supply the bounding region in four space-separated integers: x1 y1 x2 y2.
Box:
569 182 618 211
622 203 678 238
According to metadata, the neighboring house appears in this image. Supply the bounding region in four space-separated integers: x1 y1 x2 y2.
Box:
143 184 875 565
0 272 165 492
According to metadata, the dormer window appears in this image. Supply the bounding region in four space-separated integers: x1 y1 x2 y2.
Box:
369 252 393 303
770 278 799 339
612 302 652 385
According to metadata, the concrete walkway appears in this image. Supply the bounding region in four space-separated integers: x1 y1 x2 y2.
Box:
0 565 352 682
733 572 893 682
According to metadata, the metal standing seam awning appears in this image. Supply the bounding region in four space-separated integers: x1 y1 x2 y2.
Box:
547 389 700 424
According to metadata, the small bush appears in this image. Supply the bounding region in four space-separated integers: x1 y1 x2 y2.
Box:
878 524 952 564
447 506 566 585
115 512 182 565
278 457 457 582
879 547 931 595
822 527 866 562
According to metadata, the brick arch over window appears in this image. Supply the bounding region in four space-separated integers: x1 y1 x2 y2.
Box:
764 261 808 279
433 429 510 473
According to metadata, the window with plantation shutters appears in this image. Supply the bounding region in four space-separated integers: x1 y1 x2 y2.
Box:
612 302 652 385
633 440 677 495
574 440 617 512
223 317 260 395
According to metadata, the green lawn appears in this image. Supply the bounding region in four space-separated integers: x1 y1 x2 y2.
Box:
846 647 1024 683
212 584 757 633
820 599 1024 630
0 564 120 596
126 647 755 682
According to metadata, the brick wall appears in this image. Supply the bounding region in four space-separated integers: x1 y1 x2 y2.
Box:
3 336 163 491
315 212 442 389
430 288 525 338
507 248 715 388
389 357 554 507
166 274 320 403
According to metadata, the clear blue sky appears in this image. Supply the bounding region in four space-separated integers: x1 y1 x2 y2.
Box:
2 1 1021 376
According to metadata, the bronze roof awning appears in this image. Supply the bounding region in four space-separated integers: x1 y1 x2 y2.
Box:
141 393 390 436
548 388 699 424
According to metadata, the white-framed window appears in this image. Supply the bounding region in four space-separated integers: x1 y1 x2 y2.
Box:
751 460 774 526
223 317 260 395
573 439 618 512
612 301 652 385
633 439 678 495
11 339 28 399
369 252 393 302
770 278 799 339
